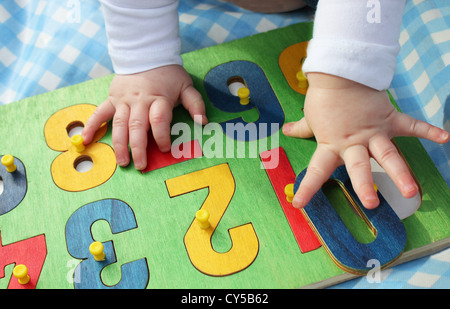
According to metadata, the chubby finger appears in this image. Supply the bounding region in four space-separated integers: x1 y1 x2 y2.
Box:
112 103 131 167
393 112 450 144
149 98 173 153
180 85 208 125
369 135 418 199
342 145 379 209
82 98 115 144
282 118 314 139
129 103 151 170
293 145 339 208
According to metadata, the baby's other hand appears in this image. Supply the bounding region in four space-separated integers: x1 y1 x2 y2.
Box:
283 73 449 209
82 65 207 170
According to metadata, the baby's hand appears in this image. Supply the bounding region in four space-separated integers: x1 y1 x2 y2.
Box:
283 73 449 209
82 65 207 170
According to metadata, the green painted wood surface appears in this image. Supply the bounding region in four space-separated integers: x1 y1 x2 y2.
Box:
0 23 448 289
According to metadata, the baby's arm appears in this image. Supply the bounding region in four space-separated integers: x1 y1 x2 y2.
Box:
82 0 206 170
284 0 449 209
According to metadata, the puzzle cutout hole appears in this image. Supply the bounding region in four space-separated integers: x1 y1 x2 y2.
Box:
66 121 84 138
227 76 247 96
322 180 376 245
300 57 306 66
370 158 421 219
74 155 93 173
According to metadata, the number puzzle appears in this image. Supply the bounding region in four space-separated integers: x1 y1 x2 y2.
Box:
0 23 449 289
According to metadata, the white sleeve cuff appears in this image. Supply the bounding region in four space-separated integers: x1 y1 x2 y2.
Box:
100 0 182 74
303 37 400 91
302 0 406 91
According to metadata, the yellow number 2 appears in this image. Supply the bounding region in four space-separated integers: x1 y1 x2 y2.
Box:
166 164 259 276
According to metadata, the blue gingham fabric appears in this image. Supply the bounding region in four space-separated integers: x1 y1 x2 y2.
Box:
390 0 450 188
0 0 448 289
0 0 112 103
178 0 315 52
331 247 450 289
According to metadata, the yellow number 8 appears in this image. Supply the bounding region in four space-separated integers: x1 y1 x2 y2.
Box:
44 104 116 192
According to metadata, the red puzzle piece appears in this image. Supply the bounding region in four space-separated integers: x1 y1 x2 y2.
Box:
142 133 202 173
260 147 321 253
0 231 47 289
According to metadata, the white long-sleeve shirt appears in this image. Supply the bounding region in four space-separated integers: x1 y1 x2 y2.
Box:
100 0 406 91
100 0 182 74
302 0 406 90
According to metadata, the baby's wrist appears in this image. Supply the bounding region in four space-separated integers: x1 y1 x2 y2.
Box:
306 72 365 90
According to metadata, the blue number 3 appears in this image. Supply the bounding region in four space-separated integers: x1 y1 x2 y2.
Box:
65 199 149 289
0 155 27 216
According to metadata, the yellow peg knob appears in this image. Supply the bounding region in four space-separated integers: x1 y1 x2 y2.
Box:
284 183 294 203
296 70 308 89
13 264 30 285
71 134 85 153
196 209 210 229
1 154 17 173
89 241 106 261
237 87 250 105
374 183 378 192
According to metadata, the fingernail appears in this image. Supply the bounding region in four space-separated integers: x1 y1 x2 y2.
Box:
364 194 378 201
363 195 379 209
282 123 293 134
135 162 145 170
193 114 208 125
116 158 127 167
403 183 418 194
292 196 305 209
441 131 449 141
159 146 171 153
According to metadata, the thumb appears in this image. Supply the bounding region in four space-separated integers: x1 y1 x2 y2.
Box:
82 98 115 145
282 118 314 138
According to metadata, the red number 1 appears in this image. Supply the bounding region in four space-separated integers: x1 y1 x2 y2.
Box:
0 231 47 289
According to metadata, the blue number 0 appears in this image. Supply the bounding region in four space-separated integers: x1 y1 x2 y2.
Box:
294 165 407 275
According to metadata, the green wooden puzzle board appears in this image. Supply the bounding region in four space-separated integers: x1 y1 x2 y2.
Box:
0 23 449 289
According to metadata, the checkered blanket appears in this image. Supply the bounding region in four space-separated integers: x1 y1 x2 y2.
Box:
0 0 449 289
